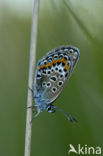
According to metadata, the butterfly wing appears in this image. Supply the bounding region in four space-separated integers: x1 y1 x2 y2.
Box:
34 46 80 106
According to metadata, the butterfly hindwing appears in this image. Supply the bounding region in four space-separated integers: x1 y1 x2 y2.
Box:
34 46 80 105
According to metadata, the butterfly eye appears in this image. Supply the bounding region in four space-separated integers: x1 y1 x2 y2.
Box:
47 105 51 111
46 105 55 113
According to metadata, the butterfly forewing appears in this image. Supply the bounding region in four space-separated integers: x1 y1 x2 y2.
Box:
34 46 80 105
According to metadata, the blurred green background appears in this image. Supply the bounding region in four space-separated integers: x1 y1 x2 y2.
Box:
0 0 103 156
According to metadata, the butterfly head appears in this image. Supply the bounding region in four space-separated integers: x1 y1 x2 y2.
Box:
46 104 56 113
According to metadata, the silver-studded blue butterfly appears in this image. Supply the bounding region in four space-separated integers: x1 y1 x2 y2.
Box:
30 45 80 122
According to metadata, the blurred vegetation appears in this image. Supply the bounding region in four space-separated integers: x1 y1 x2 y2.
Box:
0 0 103 156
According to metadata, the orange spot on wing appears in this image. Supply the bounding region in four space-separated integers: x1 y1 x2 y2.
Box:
52 57 63 64
52 59 57 64
47 62 52 67
62 58 67 64
64 64 70 70
40 64 47 69
57 58 62 62
46 58 53 67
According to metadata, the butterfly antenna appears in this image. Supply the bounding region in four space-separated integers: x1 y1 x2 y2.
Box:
53 105 77 123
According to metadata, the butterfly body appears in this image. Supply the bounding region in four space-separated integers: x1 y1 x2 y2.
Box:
33 45 80 121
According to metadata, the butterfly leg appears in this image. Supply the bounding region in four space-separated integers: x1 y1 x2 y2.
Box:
27 105 36 109
31 107 41 121
28 86 33 93
33 110 37 113
28 87 40 99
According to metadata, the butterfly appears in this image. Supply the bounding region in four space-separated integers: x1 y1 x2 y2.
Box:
29 45 80 122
